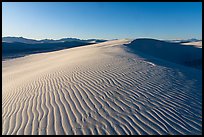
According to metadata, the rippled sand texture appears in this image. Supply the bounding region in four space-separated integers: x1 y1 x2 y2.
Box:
2 39 202 135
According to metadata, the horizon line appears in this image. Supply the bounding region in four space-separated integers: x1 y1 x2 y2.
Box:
2 36 202 41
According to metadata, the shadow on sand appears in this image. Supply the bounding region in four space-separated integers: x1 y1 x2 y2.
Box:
2 41 92 61
124 38 202 70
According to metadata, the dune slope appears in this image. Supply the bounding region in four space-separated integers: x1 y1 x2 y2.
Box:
2 39 202 135
181 41 202 48
125 38 202 69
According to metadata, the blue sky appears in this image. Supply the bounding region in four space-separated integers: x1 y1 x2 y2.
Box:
2 2 202 40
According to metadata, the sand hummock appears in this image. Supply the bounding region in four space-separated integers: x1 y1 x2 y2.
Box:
2 39 202 135
181 41 202 48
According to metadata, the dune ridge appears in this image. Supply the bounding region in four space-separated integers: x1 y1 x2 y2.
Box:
124 38 202 70
2 39 202 135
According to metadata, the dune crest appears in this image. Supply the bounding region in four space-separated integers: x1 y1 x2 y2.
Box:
2 39 202 135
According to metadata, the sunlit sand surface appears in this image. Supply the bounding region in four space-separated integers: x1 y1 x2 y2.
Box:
2 39 202 135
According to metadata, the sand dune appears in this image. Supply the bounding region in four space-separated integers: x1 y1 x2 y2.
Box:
2 39 202 135
181 41 202 48
124 38 202 70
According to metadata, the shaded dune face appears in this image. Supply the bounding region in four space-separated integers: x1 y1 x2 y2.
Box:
125 38 202 69
2 41 92 60
2 40 202 135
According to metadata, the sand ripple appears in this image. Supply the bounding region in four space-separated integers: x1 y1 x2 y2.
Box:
2 40 202 135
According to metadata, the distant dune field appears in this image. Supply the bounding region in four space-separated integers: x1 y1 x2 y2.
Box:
2 39 202 135
181 41 202 48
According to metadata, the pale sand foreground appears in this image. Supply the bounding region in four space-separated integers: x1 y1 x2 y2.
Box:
2 39 202 135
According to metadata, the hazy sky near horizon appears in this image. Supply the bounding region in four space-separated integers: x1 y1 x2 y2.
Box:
2 2 202 40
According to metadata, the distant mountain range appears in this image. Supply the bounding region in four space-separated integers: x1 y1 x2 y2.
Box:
3 36 201 44
2 37 107 60
2 36 107 44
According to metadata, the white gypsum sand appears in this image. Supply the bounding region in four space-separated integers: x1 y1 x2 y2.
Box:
2 39 202 135
181 41 202 48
